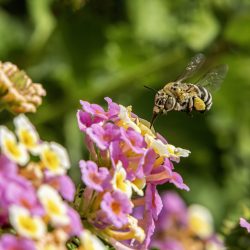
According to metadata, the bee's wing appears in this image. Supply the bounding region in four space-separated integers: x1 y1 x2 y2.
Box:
196 64 228 91
176 53 206 82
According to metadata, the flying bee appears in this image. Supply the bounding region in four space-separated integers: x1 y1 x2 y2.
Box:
149 53 228 127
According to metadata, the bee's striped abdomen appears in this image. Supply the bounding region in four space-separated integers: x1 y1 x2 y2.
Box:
197 86 213 111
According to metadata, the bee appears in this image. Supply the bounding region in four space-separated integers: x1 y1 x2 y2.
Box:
149 53 228 127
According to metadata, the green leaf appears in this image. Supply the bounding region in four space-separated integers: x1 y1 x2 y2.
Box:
179 9 219 51
225 12 250 47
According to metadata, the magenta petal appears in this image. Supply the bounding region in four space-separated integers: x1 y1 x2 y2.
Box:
86 123 120 151
77 110 92 131
240 218 250 233
0 234 36 250
86 125 107 150
110 141 129 168
104 97 120 118
139 148 156 177
101 191 132 228
80 100 108 119
169 172 190 191
67 207 83 236
120 128 145 154
46 175 76 202
79 160 109 192
145 184 163 221
0 154 17 176
138 210 155 250
158 192 187 230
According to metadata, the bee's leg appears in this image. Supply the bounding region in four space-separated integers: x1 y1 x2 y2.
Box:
188 97 193 113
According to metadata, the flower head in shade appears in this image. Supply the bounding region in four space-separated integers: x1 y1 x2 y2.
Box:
187 204 214 239
76 97 191 249
0 61 46 113
0 234 36 250
151 191 224 250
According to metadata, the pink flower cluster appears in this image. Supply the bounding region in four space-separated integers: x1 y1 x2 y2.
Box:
151 192 224 250
76 98 191 249
0 115 83 250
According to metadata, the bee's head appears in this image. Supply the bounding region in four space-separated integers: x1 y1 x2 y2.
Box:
150 90 175 128
153 90 175 113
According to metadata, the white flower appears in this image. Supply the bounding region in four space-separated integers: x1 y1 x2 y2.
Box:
39 142 70 175
38 185 69 226
145 134 190 161
79 230 106 250
0 126 29 165
131 178 145 196
111 161 132 198
187 204 214 239
127 216 145 243
14 114 40 154
9 205 46 239
118 105 141 133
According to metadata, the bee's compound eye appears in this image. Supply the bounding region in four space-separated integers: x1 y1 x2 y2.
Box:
157 98 164 106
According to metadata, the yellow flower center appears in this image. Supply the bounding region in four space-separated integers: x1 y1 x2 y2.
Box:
18 215 38 233
43 149 60 170
47 200 61 216
132 178 145 190
115 172 127 192
20 129 36 148
80 238 95 250
4 140 21 157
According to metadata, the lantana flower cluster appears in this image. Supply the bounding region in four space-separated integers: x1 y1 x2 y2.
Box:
0 61 46 114
0 115 105 250
76 98 191 249
151 191 224 250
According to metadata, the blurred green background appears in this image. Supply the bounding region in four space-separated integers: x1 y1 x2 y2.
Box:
1 0 250 238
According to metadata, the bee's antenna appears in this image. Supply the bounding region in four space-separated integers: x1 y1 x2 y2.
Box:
144 85 157 93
